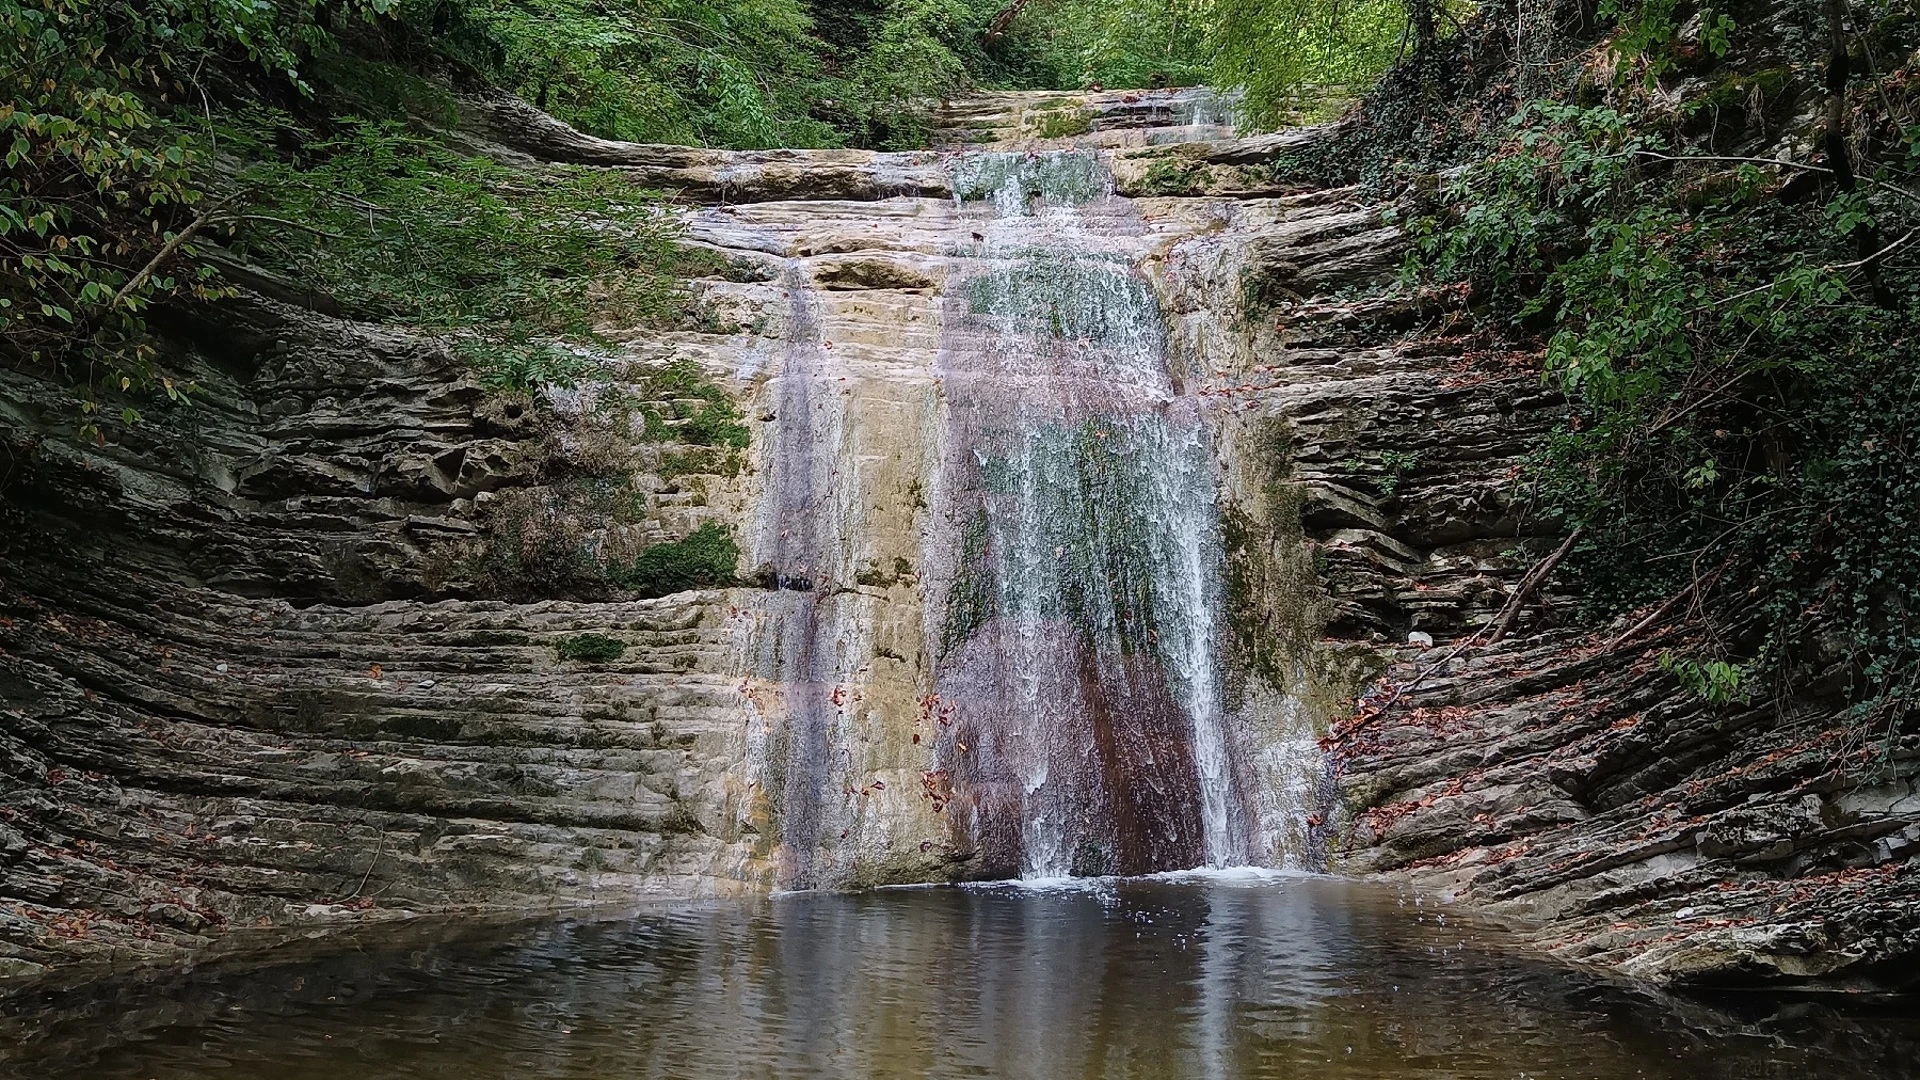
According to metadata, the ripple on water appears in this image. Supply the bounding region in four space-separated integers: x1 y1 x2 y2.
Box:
3 877 1916 1080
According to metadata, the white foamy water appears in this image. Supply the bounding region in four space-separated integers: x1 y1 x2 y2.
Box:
928 149 1250 878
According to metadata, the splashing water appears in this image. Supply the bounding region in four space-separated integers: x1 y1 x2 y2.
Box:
929 150 1251 878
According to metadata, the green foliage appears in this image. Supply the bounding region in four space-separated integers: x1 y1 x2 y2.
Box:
1207 0 1408 128
402 0 1112 150
611 521 740 596
1598 0 1736 84
2 0 717 431
985 0 1411 130
1404 94 1920 733
413 0 842 148
1013 0 1213 91
1031 106 1092 139
227 115 702 390
0 0 310 435
834 0 976 148
1377 449 1419 496
457 339 589 393
637 358 749 448
1659 652 1750 707
556 632 627 662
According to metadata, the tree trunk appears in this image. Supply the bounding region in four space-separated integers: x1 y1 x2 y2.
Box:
1825 0 1894 303
1408 0 1437 47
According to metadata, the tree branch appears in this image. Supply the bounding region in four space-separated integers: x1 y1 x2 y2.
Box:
1485 526 1584 646
984 0 1039 42
1336 527 1587 737
109 194 236 311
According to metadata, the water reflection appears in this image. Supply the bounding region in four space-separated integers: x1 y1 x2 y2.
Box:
4 876 1915 1079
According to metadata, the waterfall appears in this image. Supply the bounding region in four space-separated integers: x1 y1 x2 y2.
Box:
747 262 852 890
716 108 1319 889
928 150 1251 878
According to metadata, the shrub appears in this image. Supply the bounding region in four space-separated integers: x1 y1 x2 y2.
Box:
637 359 749 448
611 523 740 598
1402 91 1920 743
556 633 627 663
228 117 703 391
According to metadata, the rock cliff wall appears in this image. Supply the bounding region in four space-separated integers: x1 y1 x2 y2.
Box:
0 91 1324 982
1 86 1912 993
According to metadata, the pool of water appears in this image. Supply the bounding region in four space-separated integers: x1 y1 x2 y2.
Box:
4 874 1914 1079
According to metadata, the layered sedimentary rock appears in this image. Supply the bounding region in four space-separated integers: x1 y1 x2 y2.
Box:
1111 109 1918 990
0 90 1335 981
1329 628 1920 989
1 84 1912 994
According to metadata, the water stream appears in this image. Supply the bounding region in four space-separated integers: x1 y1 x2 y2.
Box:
719 125 1301 887
750 263 844 889
929 150 1249 878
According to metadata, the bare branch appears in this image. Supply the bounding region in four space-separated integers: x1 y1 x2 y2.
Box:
1485 526 1584 646
109 193 236 311
984 0 1040 42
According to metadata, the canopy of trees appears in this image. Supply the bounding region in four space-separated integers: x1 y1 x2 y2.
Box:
0 0 1414 434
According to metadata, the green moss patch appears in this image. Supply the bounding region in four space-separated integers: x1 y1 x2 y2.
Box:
611 522 740 598
556 633 628 663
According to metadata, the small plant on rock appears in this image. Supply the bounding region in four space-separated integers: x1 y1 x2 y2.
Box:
611 522 740 598
556 633 628 663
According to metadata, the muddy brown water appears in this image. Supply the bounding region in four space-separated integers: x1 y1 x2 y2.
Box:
4 875 1915 1079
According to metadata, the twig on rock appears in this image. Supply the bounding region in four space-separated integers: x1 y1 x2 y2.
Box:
1485 527 1584 646
1603 583 1698 654
342 827 386 902
1337 528 1584 737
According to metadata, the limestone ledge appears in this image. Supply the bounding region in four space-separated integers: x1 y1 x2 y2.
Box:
1328 629 1920 991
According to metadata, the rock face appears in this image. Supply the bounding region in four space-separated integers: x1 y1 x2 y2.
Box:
0 300 774 977
0 86 1912 992
0 89 1337 980
1328 630 1920 990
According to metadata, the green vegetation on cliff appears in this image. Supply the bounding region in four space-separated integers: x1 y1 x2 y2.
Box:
2 0 1416 439
556 631 628 662
612 522 740 597
1 0 712 432
1380 0 1920 751
228 117 713 390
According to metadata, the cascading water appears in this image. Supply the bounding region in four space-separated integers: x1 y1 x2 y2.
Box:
928 150 1251 878
717 100 1324 889
746 262 852 890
